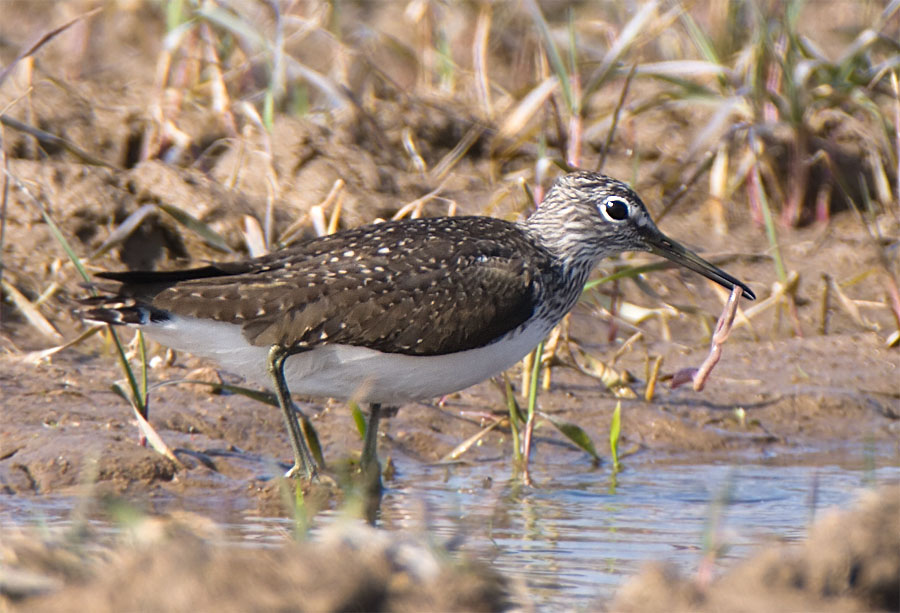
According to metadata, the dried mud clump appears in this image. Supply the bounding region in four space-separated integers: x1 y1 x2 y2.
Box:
611 485 900 613
2 519 515 613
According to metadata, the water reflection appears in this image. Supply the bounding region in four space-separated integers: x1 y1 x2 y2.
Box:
3 459 898 611
377 460 899 610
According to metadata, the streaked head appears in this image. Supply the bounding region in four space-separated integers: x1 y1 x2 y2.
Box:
525 170 755 300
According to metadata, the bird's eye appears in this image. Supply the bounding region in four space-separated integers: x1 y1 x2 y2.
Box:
600 197 629 222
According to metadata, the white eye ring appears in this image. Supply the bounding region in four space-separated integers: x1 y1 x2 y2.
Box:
599 197 630 223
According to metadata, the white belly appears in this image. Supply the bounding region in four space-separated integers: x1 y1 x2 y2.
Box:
141 315 551 404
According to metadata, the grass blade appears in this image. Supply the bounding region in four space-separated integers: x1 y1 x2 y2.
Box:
130 400 183 468
609 401 622 472
157 377 324 465
0 6 102 89
157 202 233 254
300 414 324 467
504 375 523 463
524 0 573 113
0 116 117 169
349 401 367 439
10 174 150 420
22 326 101 364
90 204 157 259
679 10 721 64
0 278 63 342
157 379 279 405
541 413 601 465
526 341 544 420
440 419 502 462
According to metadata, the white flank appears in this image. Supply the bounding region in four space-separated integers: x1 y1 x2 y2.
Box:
140 314 552 404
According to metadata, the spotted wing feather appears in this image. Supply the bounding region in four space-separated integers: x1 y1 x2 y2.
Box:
98 218 552 356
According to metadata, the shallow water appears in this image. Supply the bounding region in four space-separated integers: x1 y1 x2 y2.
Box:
4 455 898 611
375 457 899 610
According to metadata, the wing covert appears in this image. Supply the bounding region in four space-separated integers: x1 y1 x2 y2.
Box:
135 217 552 356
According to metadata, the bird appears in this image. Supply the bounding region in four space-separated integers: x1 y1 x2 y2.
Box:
79 170 755 481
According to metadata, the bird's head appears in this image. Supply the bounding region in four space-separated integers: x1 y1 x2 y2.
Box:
525 170 755 300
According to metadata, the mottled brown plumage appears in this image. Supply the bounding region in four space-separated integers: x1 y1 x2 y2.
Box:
80 171 755 480
94 217 560 356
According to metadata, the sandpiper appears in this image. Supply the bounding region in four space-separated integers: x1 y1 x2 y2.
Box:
80 171 755 479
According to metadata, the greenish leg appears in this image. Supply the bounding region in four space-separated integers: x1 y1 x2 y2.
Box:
361 403 382 473
266 345 318 480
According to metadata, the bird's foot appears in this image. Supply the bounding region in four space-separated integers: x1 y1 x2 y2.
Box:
284 461 319 481
356 457 384 502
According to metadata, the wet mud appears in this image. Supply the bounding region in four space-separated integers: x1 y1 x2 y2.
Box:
1 3 898 611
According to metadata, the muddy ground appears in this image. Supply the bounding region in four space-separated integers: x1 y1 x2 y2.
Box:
1 2 899 611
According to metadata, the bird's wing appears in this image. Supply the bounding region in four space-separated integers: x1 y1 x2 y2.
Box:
142 218 548 356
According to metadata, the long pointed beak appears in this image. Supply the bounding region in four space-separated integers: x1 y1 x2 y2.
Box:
639 226 756 300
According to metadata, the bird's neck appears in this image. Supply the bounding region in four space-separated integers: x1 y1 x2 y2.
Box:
519 209 605 286
513 218 600 325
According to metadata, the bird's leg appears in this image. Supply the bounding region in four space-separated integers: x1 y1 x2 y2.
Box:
360 403 382 474
266 345 318 480
356 403 385 520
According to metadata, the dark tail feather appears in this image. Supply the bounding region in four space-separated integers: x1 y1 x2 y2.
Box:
96 264 247 285
81 264 243 325
77 297 169 326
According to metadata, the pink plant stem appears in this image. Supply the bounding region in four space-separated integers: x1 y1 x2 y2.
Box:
693 285 741 391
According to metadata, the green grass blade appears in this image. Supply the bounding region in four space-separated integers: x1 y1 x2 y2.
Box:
263 87 275 131
90 204 157 260
300 414 324 466
544 414 601 464
679 10 720 64
609 401 622 472
138 330 148 409
752 164 788 283
156 379 280 405
153 378 324 465
30 192 91 283
349 401 367 439
197 4 267 48
165 0 187 30
526 340 544 422
292 480 309 540
504 375 523 463
584 0 659 98
157 202 233 253
630 74 718 101
582 261 675 292
524 0 573 113
23 184 149 419
108 330 147 419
